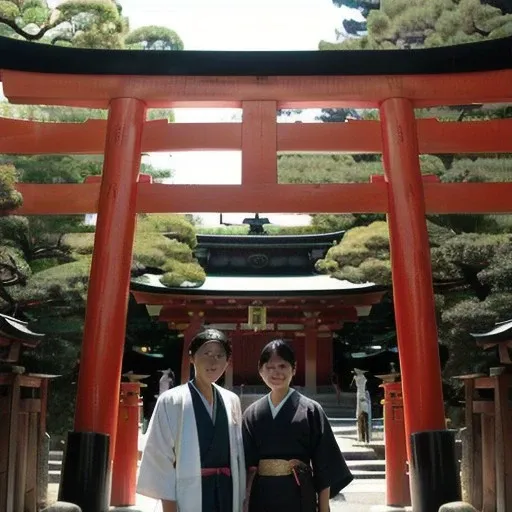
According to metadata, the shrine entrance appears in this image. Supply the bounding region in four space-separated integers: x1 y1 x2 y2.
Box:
2 35 512 512
131 271 385 392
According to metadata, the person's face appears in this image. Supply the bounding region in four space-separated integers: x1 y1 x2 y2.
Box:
191 340 229 384
259 353 295 392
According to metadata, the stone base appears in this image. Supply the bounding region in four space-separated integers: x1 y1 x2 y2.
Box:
370 506 412 512
110 507 146 511
41 502 82 512
355 440 386 459
438 502 478 512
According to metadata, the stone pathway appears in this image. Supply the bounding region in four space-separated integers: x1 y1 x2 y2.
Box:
133 477 388 512
48 434 389 512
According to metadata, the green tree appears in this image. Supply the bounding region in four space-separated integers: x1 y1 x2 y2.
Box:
0 0 185 50
332 0 380 11
331 0 380 35
321 0 512 50
316 218 512 377
125 25 184 50
0 149 173 281
0 0 127 48
0 165 28 308
278 152 442 231
319 0 512 126
0 0 186 434
313 0 512 386
14 213 202 434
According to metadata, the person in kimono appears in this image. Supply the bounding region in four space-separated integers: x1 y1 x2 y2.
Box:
242 339 353 512
137 328 246 512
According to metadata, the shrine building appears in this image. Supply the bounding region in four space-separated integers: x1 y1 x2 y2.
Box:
130 225 386 393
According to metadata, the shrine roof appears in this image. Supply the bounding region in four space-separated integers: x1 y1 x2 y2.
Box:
195 231 345 248
470 319 512 342
0 313 45 343
0 35 511 76
131 273 382 298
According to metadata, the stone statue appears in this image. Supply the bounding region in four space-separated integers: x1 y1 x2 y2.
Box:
352 368 371 443
159 369 174 395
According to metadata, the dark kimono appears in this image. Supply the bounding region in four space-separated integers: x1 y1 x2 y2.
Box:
189 382 233 512
242 390 353 512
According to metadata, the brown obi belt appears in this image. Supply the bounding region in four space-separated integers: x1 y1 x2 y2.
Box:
258 459 311 486
201 467 231 477
258 459 295 476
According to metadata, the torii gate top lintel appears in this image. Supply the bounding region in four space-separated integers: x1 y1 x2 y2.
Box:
2 35 512 108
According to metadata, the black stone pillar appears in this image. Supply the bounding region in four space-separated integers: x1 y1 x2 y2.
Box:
59 432 110 512
410 429 461 512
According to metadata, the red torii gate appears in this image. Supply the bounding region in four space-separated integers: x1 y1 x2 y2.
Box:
2 35 512 512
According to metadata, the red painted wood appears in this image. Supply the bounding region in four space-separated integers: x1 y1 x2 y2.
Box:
13 181 512 215
4 69 512 108
380 98 445 457
317 334 333 386
232 332 306 386
158 308 358 324
291 336 305 387
242 101 277 184
111 383 141 507
4 117 512 156
134 290 384 307
73 99 146 461
382 382 411 507
234 332 271 386
304 324 317 393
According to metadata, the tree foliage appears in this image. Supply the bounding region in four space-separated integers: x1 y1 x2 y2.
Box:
312 0 512 385
125 25 184 50
0 6 185 432
317 216 512 377
332 0 381 18
322 0 512 50
0 0 184 50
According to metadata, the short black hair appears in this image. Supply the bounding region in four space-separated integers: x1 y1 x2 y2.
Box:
188 328 232 358
258 339 296 369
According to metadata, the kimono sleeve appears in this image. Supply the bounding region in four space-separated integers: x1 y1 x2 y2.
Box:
310 403 353 498
242 407 259 469
137 394 178 501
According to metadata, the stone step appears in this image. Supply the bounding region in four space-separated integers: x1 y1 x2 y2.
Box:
323 411 356 419
48 470 61 484
49 450 64 461
49 460 62 471
329 417 384 424
351 469 386 480
347 459 386 472
341 449 378 461
332 422 384 429
49 438 387 480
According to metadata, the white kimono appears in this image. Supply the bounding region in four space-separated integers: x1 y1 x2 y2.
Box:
137 383 246 512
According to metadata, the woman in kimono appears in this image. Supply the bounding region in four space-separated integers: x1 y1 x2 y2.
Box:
242 339 353 512
137 328 245 512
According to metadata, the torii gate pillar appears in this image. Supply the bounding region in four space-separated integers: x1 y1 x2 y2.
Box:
380 98 460 511
59 98 146 511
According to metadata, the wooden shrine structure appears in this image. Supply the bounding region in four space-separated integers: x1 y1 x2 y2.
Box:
0 314 50 512
131 230 386 392
3 34 512 510
456 320 512 512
